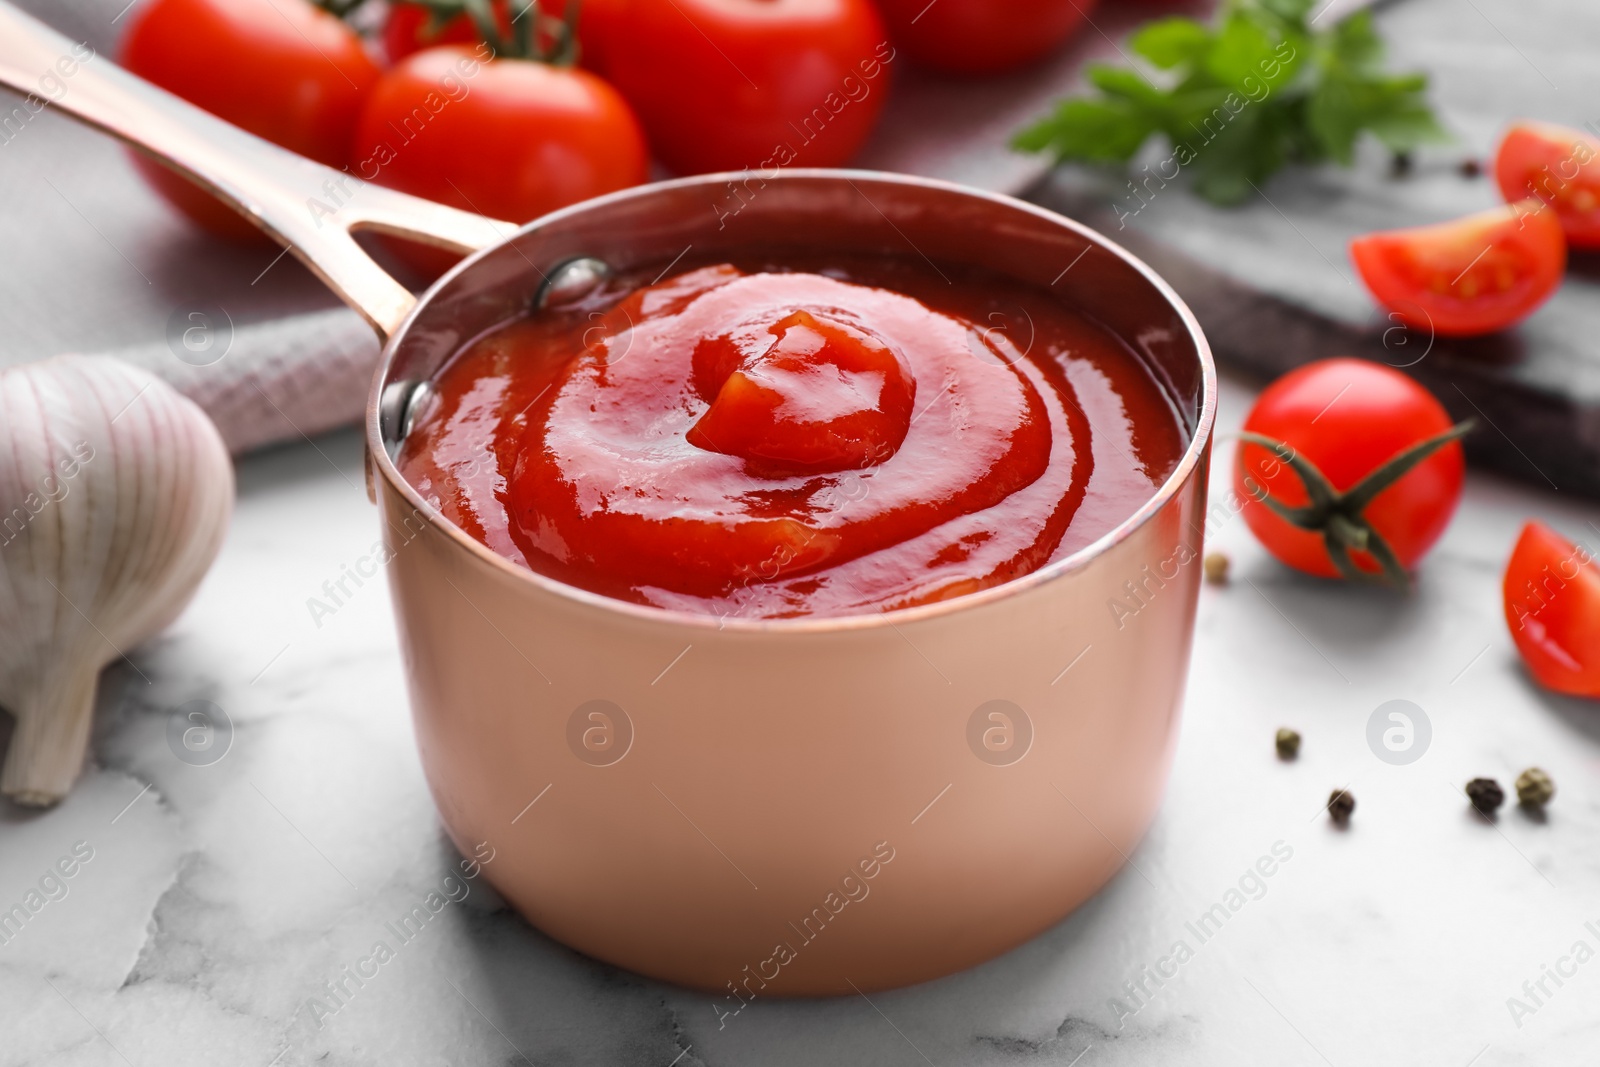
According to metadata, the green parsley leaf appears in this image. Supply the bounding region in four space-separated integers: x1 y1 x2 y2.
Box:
1258 0 1318 21
1205 12 1274 87
1328 11 1384 71
1013 0 1447 205
1013 98 1155 161
1131 18 1212 70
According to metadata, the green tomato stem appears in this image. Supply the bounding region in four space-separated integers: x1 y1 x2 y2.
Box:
1237 419 1474 588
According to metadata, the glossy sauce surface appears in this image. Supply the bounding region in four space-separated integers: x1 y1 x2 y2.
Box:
399 257 1186 618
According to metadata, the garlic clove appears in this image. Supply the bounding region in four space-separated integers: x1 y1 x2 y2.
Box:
0 355 234 806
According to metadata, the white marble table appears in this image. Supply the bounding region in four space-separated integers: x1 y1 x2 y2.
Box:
4 370 1597 1067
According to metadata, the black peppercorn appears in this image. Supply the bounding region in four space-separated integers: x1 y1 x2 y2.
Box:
1459 157 1482 178
1275 728 1301 760
1390 151 1414 177
1465 777 1504 815
1327 789 1355 824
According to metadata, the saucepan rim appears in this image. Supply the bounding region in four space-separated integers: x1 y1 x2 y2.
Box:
364 168 1217 635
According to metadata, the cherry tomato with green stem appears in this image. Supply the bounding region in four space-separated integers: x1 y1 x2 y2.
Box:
120 0 381 240
1233 358 1470 585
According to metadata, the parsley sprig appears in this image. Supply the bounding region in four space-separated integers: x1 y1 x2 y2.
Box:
1014 0 1448 205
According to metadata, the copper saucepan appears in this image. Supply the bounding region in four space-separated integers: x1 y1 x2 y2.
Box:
0 3 1216 995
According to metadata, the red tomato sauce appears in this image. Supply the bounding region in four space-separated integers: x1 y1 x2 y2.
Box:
399 256 1186 618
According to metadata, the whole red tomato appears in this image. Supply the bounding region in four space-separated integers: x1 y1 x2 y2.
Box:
1234 358 1467 584
384 0 621 71
876 0 1098 76
349 45 648 276
1503 521 1600 697
121 0 380 240
602 0 891 174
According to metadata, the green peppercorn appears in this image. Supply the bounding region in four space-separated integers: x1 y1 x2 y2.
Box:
1516 767 1555 807
1465 777 1504 815
1327 789 1355 825
1275 728 1301 760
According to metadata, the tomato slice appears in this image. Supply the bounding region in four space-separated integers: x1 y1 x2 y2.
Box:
1494 121 1600 250
1503 522 1600 697
1349 199 1566 337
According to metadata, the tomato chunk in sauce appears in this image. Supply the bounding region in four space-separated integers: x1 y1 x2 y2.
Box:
399 256 1185 618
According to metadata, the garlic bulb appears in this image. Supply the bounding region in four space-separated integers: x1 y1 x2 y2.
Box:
0 356 233 806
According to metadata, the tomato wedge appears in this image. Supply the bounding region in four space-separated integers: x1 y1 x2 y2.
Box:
1349 199 1566 337
1503 522 1600 698
1494 121 1600 250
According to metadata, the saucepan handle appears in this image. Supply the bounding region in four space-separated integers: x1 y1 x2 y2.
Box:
0 1 513 339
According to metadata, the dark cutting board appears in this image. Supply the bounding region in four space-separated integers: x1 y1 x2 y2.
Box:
1024 0 1598 497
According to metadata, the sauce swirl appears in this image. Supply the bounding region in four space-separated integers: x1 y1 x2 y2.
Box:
399 257 1185 618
